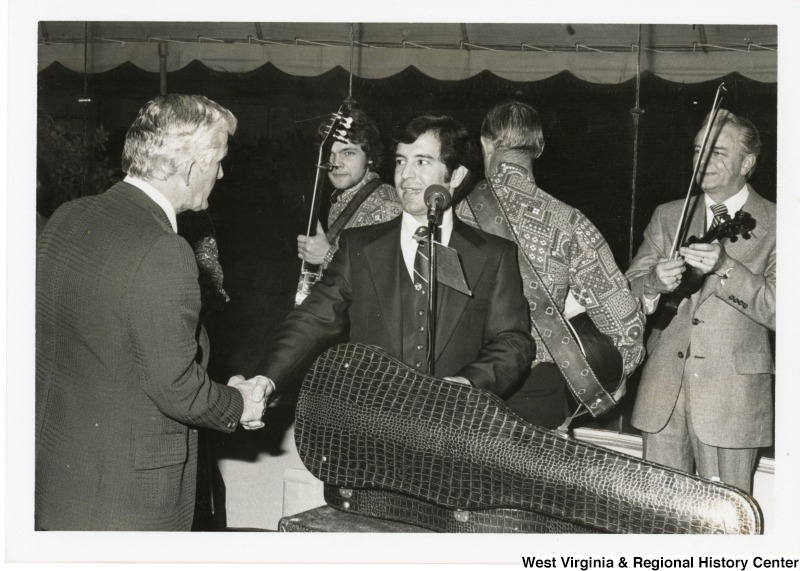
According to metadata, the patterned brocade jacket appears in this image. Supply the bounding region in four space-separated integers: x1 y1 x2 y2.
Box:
457 162 645 376
324 171 403 266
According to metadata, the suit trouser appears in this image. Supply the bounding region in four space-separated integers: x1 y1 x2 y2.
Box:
641 375 758 494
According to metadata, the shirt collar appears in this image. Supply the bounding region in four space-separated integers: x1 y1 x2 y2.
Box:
704 184 749 217
495 161 535 184
124 175 178 233
400 207 454 246
399 207 454 282
335 170 378 202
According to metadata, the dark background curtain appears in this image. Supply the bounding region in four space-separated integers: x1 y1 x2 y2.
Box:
37 61 777 433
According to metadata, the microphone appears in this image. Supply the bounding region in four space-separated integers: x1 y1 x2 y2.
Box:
424 185 452 223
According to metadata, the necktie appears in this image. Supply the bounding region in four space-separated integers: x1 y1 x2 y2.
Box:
709 203 729 231
412 226 429 293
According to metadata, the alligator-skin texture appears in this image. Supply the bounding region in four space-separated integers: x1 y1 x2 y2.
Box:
323 484 594 533
279 504 431 532
295 343 762 534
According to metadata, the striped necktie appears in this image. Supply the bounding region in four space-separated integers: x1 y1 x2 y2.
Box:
412 226 429 292
709 203 729 231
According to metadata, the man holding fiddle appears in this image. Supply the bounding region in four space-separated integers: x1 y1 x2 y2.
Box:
626 109 775 493
259 114 532 396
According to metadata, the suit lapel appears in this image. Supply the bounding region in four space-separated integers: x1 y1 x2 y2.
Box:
664 195 703 266
722 186 766 263
685 195 706 245
434 219 487 360
363 219 404 357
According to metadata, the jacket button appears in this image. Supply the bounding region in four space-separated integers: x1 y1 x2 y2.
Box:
416 344 424 351
729 295 735 301
191 429 198 434
742 302 748 309
678 351 684 359
691 318 700 325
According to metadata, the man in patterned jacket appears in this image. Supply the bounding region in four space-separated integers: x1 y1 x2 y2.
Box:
297 108 402 268
458 101 645 429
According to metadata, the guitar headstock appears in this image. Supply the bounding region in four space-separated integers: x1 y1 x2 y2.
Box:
320 105 354 148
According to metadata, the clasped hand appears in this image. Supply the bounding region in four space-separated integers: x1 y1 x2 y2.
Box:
645 242 727 296
228 374 274 430
644 257 686 295
678 242 726 275
297 220 331 264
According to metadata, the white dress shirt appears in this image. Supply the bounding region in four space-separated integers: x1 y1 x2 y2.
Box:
124 175 178 233
400 208 454 282
704 184 749 230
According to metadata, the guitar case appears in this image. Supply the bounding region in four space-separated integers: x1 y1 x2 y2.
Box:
294 343 762 534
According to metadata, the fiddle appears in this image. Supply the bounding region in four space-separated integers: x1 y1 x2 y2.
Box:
294 105 353 306
652 210 755 331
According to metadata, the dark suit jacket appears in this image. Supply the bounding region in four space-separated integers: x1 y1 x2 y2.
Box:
262 216 533 396
626 187 775 448
35 182 244 531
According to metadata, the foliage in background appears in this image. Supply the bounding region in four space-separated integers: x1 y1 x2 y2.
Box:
37 111 122 216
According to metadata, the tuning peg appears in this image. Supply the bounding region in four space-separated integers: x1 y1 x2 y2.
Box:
332 129 350 144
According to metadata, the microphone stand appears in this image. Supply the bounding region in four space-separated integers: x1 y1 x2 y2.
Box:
426 214 439 376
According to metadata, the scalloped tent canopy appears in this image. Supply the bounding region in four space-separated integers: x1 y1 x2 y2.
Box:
38 22 777 84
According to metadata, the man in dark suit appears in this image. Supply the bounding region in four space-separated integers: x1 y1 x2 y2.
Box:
259 115 533 396
36 94 271 531
626 109 775 493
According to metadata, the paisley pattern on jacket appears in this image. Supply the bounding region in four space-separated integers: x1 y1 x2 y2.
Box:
458 162 645 376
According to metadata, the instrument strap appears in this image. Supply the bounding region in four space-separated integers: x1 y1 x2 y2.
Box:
465 179 616 419
327 178 383 244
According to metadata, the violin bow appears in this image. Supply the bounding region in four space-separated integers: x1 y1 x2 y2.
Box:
668 82 727 259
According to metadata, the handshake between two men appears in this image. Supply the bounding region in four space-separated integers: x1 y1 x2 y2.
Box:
227 374 275 430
